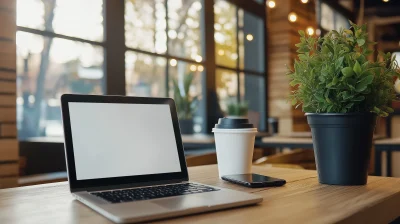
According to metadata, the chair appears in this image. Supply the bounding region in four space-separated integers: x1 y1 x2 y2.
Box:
253 149 315 170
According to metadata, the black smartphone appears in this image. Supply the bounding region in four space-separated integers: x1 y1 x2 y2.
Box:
221 173 286 188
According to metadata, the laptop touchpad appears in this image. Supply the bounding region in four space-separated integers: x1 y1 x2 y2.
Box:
152 196 208 210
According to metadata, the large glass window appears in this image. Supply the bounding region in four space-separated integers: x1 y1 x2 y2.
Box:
16 0 267 139
16 0 104 139
320 2 350 31
125 0 167 53
168 0 204 60
214 0 266 130
125 0 206 133
125 52 166 97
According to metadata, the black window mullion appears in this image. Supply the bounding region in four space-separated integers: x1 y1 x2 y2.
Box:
263 0 269 132
104 0 125 95
236 6 240 103
165 0 170 98
17 27 105 47
204 0 217 133
225 0 264 18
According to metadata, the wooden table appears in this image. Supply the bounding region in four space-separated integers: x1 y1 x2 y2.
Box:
258 135 386 151
374 138 400 177
1 165 400 223
258 136 314 149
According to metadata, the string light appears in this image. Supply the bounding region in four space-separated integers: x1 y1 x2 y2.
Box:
195 55 202 62
382 0 389 2
267 0 276 8
190 65 197 71
197 65 204 72
169 59 177 67
288 12 297 23
246 34 254 41
306 26 314 36
218 49 225 56
301 0 308 3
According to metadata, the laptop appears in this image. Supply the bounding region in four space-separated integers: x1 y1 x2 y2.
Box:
60 94 263 223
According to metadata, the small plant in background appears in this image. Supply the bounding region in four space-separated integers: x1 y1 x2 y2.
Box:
288 21 400 117
172 73 198 120
226 101 248 117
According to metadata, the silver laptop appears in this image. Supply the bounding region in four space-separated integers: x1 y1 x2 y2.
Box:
60 94 262 223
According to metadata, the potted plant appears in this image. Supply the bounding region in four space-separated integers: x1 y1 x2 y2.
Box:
172 73 198 134
226 101 248 118
289 22 400 185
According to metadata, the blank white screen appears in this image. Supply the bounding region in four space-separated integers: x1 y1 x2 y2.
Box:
68 102 182 180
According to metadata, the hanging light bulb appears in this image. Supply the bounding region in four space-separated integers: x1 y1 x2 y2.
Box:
169 59 177 67
246 34 254 41
197 65 204 72
190 65 197 71
267 0 276 8
306 26 315 36
288 12 297 23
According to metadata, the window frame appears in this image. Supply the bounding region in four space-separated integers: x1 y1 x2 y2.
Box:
213 0 268 131
317 0 354 35
16 0 268 141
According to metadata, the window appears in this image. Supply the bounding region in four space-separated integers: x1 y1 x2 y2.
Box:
214 0 266 130
16 0 104 139
124 0 206 133
320 2 350 31
16 0 267 139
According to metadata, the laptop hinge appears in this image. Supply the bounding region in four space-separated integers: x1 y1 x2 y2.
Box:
71 178 188 193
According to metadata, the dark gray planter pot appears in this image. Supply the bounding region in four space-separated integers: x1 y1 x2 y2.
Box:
306 113 377 185
179 119 194 134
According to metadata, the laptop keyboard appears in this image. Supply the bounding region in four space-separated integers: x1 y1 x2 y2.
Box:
90 183 220 203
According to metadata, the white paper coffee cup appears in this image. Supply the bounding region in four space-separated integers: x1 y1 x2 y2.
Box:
212 118 257 178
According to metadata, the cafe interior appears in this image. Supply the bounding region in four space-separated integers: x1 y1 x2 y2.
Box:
1 0 400 223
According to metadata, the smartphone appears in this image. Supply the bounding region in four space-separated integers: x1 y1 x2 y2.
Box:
221 173 286 188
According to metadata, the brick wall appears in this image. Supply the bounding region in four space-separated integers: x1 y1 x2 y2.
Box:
0 0 18 188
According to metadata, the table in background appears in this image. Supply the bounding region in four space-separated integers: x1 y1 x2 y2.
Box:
374 138 400 177
256 136 314 150
27 135 216 151
1 165 400 223
22 135 218 175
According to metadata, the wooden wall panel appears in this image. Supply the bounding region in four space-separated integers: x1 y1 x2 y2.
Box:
267 0 315 134
0 163 18 176
0 95 16 107
0 71 16 81
0 10 16 40
0 81 16 93
0 41 16 70
0 0 18 189
0 108 16 122
1 124 17 137
0 0 16 10
0 177 17 188
0 139 18 161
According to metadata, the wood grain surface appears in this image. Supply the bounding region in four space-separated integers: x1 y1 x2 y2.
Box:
0 165 400 223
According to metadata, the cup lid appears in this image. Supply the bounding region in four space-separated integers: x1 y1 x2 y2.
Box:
214 117 254 129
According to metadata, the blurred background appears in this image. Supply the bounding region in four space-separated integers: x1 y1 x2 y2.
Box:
1 0 400 187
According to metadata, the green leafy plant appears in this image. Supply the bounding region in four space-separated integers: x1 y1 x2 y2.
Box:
227 101 248 116
289 21 400 117
172 73 198 120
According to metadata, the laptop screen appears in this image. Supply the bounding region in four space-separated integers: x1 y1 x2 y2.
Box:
68 102 182 180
